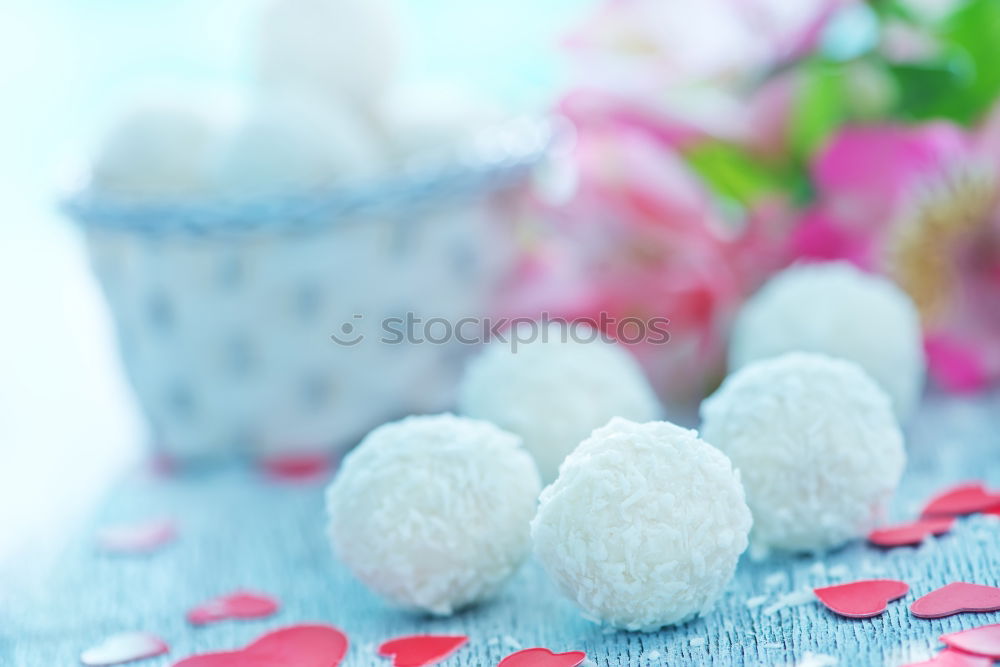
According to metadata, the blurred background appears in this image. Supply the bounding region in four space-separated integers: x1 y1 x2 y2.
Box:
0 0 585 570
3 0 1000 580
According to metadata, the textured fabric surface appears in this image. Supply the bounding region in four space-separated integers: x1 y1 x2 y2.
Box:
2 392 999 666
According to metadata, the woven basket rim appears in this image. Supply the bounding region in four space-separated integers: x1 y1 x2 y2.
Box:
61 118 551 237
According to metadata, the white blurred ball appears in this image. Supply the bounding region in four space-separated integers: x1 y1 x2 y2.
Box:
325 414 541 615
700 352 906 553
457 323 661 483
531 417 751 631
729 261 925 420
91 100 226 199
211 93 383 196
374 83 504 165
255 0 400 105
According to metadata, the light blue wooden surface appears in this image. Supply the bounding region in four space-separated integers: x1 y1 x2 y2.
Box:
2 391 999 666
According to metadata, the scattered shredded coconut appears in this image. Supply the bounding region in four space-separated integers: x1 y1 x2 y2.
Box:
727 261 925 420
458 323 661 482
886 640 938 666
763 588 816 616
644 650 662 660
918 534 939 553
501 635 521 651
797 652 838 667
701 352 906 553
746 595 769 609
326 414 541 615
532 418 752 631
809 562 827 578
860 560 885 575
765 572 789 590
689 638 706 647
827 565 850 580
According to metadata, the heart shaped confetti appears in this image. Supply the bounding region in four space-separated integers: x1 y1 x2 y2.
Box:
941 624 1000 659
868 517 955 548
902 649 993 667
377 635 468 667
186 590 280 625
498 647 588 667
921 483 1000 518
260 453 333 483
81 631 169 666
813 579 909 618
173 623 348 667
912 583 1000 619
97 518 176 554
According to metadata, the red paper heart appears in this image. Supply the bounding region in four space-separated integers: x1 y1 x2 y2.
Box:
868 517 955 547
259 453 333 483
81 631 169 665
187 591 280 625
921 483 1000 518
902 648 994 667
498 647 588 667
941 624 1000 659
911 583 1000 619
377 635 468 667
98 518 177 554
813 579 909 618
173 623 348 666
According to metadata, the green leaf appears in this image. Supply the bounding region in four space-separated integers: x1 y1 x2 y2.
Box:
684 142 786 206
789 61 846 158
940 0 1000 123
888 50 975 121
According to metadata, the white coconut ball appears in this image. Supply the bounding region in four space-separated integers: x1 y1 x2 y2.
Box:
373 83 504 165
91 99 225 199
700 352 906 553
211 93 383 196
457 323 661 483
729 261 925 420
255 0 399 106
531 417 752 631
326 414 541 615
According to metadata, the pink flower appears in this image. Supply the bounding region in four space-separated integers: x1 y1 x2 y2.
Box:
509 115 790 403
794 119 1000 391
561 0 853 146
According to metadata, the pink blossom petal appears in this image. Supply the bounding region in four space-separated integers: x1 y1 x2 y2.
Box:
812 123 971 224
924 335 992 393
790 206 875 267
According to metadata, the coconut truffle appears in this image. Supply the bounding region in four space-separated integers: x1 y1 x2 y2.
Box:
729 261 925 420
457 323 661 483
326 414 540 615
531 418 751 631
211 93 382 196
254 0 399 105
373 83 504 165
700 352 906 553
91 100 224 199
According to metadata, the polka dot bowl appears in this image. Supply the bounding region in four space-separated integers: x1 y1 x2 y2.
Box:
62 121 548 461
